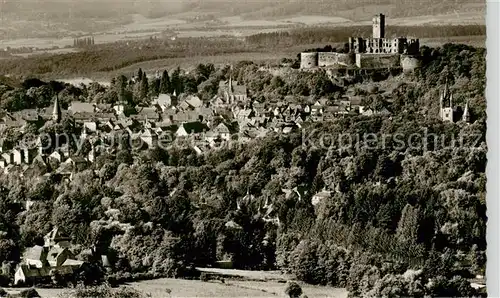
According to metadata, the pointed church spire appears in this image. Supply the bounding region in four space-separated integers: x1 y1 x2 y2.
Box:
52 95 61 123
443 77 449 100
439 91 443 118
228 64 234 94
462 100 470 123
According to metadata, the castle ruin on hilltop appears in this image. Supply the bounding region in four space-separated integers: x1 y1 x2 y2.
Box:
300 14 421 71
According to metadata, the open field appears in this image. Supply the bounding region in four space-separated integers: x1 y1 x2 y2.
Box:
196 268 292 281
106 14 187 34
4 268 348 297
130 278 347 298
5 276 348 298
228 280 348 298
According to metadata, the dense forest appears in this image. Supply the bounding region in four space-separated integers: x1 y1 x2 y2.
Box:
0 38 250 77
0 44 487 296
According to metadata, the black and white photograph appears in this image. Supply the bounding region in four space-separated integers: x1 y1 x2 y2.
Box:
0 0 493 297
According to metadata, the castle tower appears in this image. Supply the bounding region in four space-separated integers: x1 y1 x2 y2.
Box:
372 13 385 39
52 95 61 123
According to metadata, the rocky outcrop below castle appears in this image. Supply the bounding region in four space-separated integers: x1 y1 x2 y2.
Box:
400 55 422 72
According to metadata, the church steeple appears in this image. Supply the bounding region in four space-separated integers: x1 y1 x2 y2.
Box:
443 78 449 100
439 91 444 118
228 64 234 94
52 95 61 123
462 100 470 123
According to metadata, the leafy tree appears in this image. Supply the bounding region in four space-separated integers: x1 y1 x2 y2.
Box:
284 281 303 298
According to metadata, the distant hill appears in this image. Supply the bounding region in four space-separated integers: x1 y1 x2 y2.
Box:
3 0 485 21
0 0 485 40
185 0 485 21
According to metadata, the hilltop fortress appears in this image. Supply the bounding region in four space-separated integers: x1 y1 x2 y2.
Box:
300 14 421 71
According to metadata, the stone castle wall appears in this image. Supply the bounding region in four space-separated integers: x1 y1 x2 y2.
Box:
318 52 354 67
300 52 319 69
355 53 401 69
300 52 420 71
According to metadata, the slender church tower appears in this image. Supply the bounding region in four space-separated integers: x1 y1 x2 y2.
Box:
462 100 471 123
228 64 234 93
227 65 235 104
52 96 62 123
439 81 455 123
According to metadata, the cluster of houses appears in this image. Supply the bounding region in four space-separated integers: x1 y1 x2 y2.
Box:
13 227 105 286
0 75 394 175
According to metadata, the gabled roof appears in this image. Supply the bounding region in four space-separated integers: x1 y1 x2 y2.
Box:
234 109 254 118
44 227 71 243
65 156 88 164
196 107 215 117
95 104 112 112
141 128 158 138
185 96 203 108
214 123 230 134
83 121 98 132
178 122 208 134
24 245 47 262
72 112 96 121
179 101 192 110
174 111 201 122
49 151 62 160
46 246 66 262
62 259 84 267
214 122 238 134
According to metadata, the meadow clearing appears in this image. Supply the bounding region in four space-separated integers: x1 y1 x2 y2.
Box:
4 268 349 298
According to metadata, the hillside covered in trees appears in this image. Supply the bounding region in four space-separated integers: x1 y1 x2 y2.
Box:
0 44 487 296
0 24 484 78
